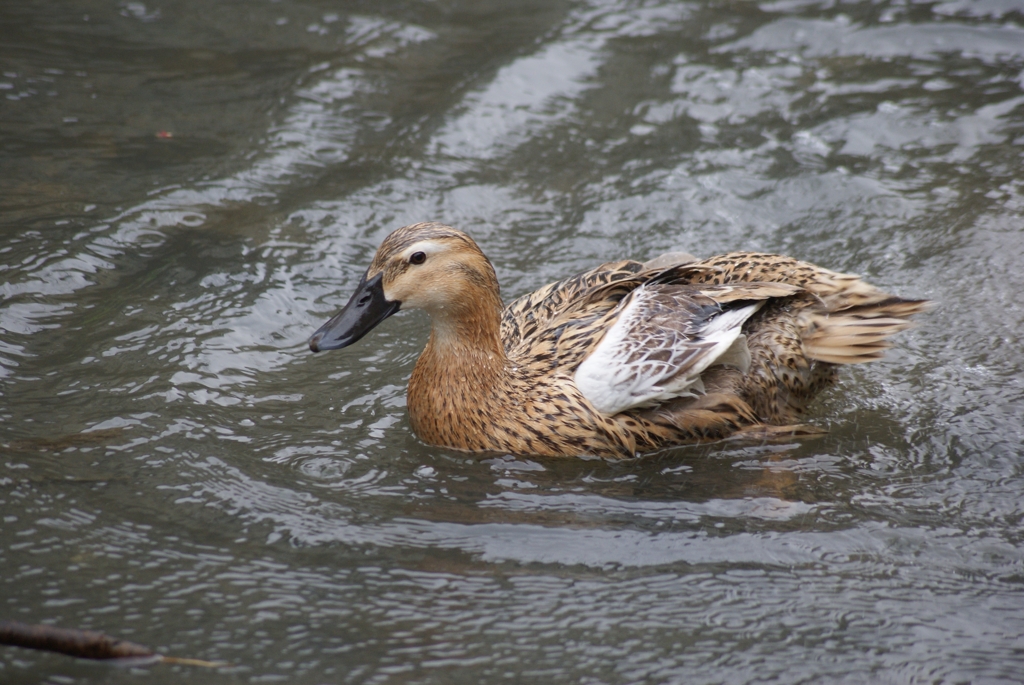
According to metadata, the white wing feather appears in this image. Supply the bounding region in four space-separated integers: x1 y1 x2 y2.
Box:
573 286 761 415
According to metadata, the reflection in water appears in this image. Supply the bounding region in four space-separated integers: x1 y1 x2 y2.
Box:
2 0 1024 682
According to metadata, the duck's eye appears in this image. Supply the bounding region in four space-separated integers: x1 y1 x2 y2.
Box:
409 251 426 265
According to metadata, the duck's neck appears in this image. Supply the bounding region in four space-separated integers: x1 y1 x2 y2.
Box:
407 287 508 449
424 286 506 358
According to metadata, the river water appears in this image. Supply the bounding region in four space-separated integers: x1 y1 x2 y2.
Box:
2 1 1023 683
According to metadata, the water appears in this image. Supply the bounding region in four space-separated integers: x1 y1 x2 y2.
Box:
2 0 1024 682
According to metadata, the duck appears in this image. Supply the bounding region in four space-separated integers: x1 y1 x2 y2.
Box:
309 222 930 459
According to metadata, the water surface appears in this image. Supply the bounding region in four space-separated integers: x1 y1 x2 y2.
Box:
2 0 1024 683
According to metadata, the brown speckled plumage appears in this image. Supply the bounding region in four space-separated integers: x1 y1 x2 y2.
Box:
313 222 930 458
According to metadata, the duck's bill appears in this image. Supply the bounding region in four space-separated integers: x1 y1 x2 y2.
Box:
308 271 400 352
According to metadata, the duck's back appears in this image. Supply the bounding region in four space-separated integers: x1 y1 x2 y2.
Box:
500 259 643 351
497 251 929 452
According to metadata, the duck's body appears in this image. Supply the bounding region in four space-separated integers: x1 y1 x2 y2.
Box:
310 222 929 458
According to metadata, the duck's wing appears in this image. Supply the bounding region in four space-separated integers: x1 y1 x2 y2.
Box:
501 253 721 350
501 259 643 351
503 260 733 370
573 282 802 415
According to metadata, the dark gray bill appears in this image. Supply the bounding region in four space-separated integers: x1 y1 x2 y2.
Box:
308 271 400 352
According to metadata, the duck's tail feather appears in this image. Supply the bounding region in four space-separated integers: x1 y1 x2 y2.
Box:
801 297 932 365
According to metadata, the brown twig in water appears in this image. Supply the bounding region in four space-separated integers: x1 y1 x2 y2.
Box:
0 620 227 667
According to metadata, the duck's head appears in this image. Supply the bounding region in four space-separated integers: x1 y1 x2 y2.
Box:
309 222 500 352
